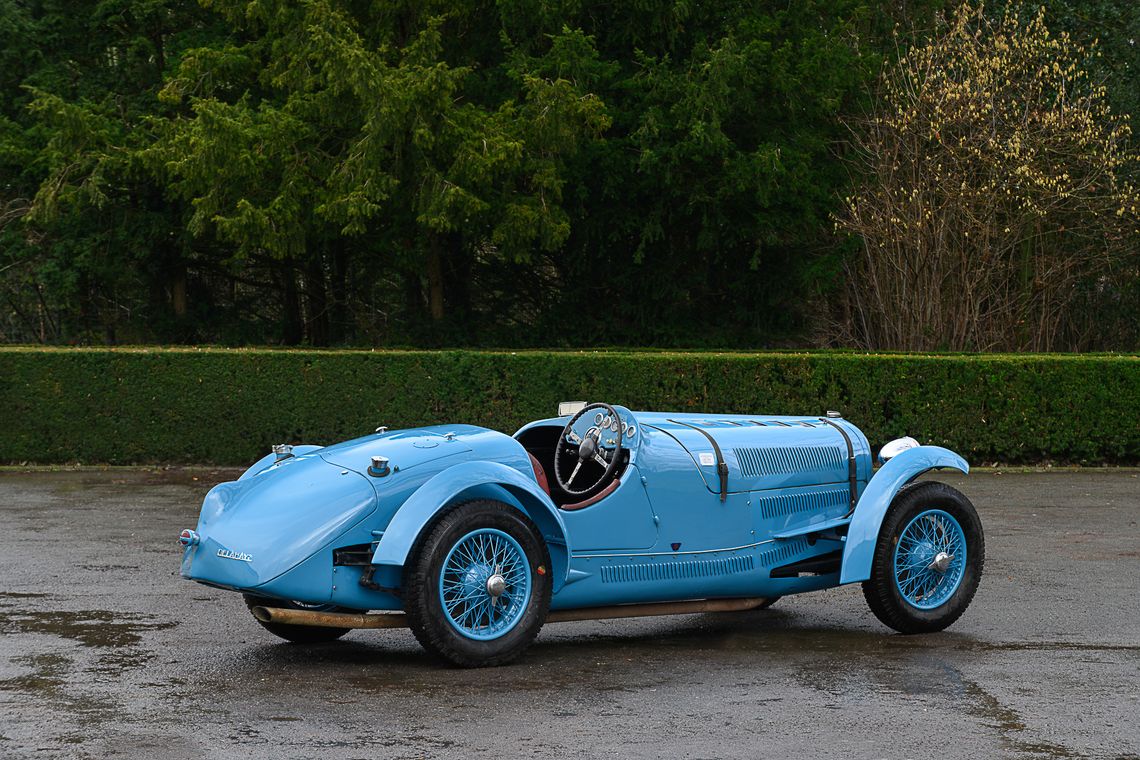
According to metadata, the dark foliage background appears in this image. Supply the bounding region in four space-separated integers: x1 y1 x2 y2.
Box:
3 347 1137 465
0 0 1136 349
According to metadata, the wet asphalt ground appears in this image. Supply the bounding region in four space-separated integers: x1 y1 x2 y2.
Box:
0 469 1137 760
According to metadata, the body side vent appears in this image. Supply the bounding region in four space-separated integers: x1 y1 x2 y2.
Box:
754 488 849 521
760 538 810 568
600 554 755 584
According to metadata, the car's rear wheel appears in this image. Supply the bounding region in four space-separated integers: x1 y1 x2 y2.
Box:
404 499 552 667
242 594 353 643
862 481 983 634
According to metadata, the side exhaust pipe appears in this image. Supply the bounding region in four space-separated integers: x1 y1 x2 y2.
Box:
251 607 408 629
251 597 775 630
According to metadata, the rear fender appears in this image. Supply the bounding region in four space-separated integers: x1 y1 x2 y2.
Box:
371 461 571 592
839 445 969 585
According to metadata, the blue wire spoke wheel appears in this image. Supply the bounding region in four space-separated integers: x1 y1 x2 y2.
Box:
892 509 967 609
439 528 533 641
863 482 984 634
406 499 552 666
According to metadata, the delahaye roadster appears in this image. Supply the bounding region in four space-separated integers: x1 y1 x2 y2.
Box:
179 402 983 667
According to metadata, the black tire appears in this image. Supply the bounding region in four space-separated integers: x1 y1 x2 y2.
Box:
862 481 984 634
404 499 552 667
242 594 353 644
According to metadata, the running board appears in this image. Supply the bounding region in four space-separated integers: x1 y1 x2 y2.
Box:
251 597 776 630
545 597 772 622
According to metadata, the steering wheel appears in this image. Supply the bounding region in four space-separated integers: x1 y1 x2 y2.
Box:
553 402 626 497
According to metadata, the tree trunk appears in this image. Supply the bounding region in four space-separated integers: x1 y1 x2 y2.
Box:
328 238 349 344
427 234 445 322
170 265 188 318
305 253 330 347
403 236 425 334
281 260 303 345
443 233 471 329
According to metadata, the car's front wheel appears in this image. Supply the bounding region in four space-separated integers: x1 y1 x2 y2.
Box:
862 481 984 634
404 499 552 667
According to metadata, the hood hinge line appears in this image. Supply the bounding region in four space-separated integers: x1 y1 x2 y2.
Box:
819 417 858 515
667 419 729 503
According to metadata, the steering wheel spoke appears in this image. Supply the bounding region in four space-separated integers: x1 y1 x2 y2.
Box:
566 459 583 485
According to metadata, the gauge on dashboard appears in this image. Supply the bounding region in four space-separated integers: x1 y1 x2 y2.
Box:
625 425 636 439
610 419 620 432
594 412 604 425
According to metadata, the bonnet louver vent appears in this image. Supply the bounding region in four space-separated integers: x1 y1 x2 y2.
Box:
734 445 844 477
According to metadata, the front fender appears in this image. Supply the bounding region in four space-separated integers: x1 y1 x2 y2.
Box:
371 460 572 592
839 445 969 585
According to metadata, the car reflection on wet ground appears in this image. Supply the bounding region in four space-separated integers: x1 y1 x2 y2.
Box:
0 469 1137 759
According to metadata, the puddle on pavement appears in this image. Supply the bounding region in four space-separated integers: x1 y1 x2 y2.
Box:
0 652 70 694
188 614 915 699
771 630 1090 759
0 652 119 731
205 612 959 698
539 612 1112 759
0 604 176 684
0 608 174 649
0 607 175 747
961 678 1084 759
966 640 1140 654
0 592 49 599
538 612 919 664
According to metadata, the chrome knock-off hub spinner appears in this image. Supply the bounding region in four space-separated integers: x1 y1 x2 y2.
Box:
486 574 507 597
929 551 954 573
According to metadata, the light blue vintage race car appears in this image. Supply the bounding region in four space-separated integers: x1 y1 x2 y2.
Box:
179 402 983 667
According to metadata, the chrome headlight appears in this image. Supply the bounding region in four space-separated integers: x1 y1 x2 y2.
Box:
879 436 920 463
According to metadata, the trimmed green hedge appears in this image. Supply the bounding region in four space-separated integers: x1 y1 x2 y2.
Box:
1 348 1137 465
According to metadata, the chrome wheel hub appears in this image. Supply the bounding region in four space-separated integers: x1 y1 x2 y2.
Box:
929 551 953 573
486 573 506 597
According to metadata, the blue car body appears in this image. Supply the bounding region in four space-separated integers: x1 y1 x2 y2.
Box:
180 406 968 615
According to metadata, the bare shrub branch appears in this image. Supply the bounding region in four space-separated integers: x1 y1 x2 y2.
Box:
835 2 1140 351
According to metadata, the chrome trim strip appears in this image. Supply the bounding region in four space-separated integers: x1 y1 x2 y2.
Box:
572 539 776 559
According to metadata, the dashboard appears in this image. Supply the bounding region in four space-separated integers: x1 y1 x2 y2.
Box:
577 409 638 450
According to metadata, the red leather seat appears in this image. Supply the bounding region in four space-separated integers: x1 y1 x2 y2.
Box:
527 453 550 496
